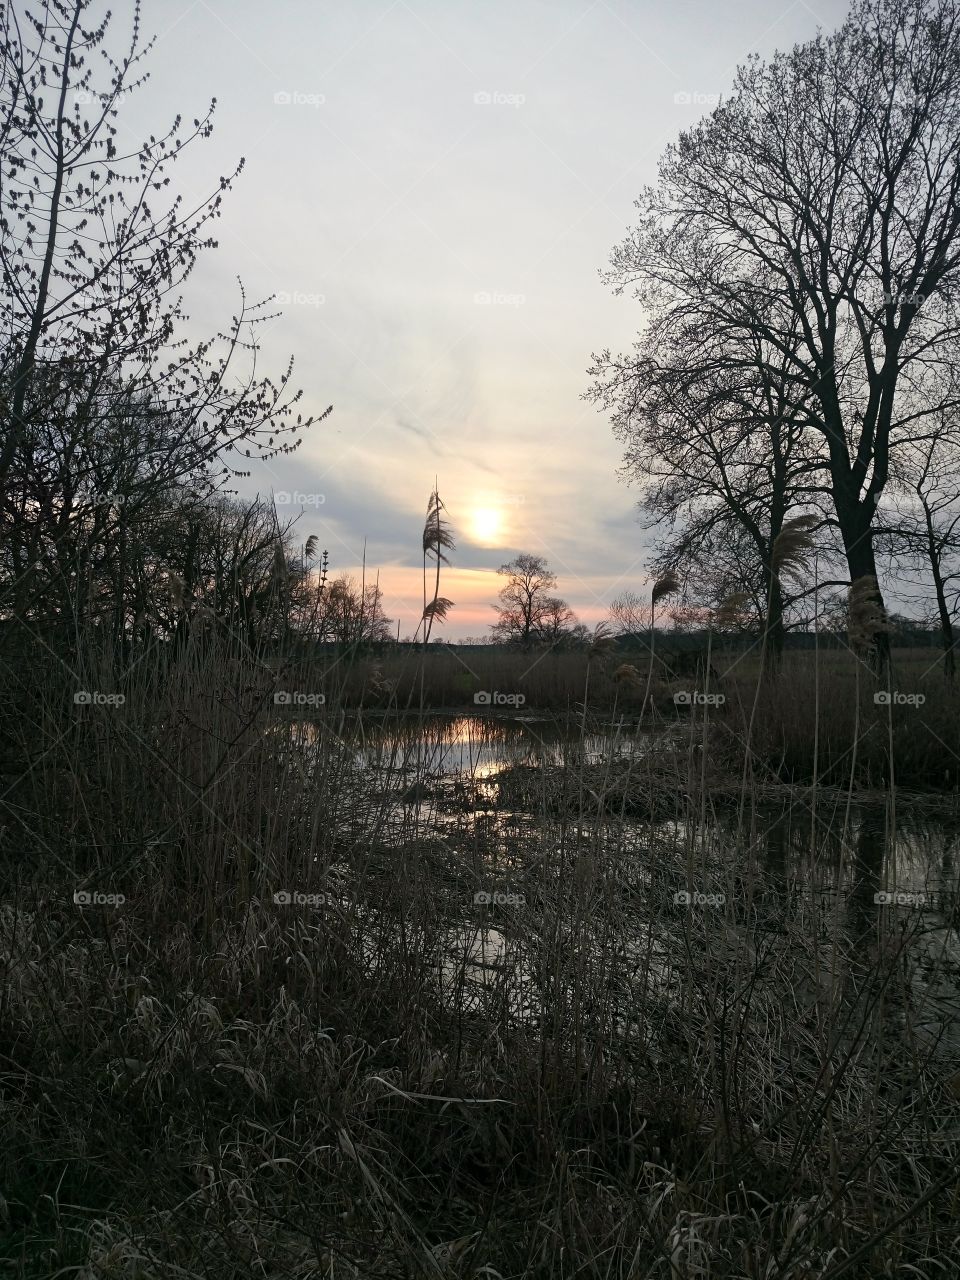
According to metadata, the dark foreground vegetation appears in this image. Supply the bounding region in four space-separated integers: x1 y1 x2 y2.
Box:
1 629 959 1278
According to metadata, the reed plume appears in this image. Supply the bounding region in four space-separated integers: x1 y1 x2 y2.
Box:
165 571 186 609
422 489 455 564
612 662 643 687
420 486 456 649
771 514 819 580
713 590 749 630
422 597 454 624
588 621 616 662
641 569 681 719
652 568 681 608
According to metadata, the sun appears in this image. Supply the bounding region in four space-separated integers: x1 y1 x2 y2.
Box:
470 506 502 545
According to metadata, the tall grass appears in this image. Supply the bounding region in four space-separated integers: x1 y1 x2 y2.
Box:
0 625 958 1277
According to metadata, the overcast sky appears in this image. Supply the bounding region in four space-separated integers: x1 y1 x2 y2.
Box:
122 0 852 636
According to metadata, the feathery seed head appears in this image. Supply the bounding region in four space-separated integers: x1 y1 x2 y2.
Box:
771 514 819 579
652 569 681 607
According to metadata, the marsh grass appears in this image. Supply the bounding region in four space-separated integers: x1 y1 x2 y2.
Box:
333 642 960 791
0 627 958 1278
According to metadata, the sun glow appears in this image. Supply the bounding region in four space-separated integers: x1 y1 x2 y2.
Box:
470 506 502 545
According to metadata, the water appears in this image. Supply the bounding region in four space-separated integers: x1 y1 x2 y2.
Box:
348 711 663 779
297 711 960 1065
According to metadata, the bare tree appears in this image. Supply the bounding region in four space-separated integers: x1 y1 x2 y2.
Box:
879 418 960 676
491 553 569 647
536 596 581 646
608 590 648 637
320 575 392 647
599 0 960 661
590 319 837 660
0 0 328 642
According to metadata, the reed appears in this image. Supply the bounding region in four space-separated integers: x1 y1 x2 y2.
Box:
0 625 957 1278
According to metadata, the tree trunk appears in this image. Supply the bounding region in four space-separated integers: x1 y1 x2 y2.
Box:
765 574 786 669
922 505 956 681
833 484 890 673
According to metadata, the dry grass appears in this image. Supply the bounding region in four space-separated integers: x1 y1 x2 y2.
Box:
0 628 958 1278
714 650 960 791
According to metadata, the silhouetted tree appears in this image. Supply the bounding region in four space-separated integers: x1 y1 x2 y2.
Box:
320 575 392 647
491 554 571 648
0 0 329 646
599 0 960 661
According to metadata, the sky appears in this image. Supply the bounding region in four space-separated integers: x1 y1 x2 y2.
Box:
115 0 852 637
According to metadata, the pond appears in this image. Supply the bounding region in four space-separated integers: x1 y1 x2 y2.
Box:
294 711 960 1071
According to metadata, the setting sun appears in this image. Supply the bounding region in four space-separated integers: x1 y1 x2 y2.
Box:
470 505 502 545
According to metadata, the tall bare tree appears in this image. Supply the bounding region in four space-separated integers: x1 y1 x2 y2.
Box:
599 0 960 660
